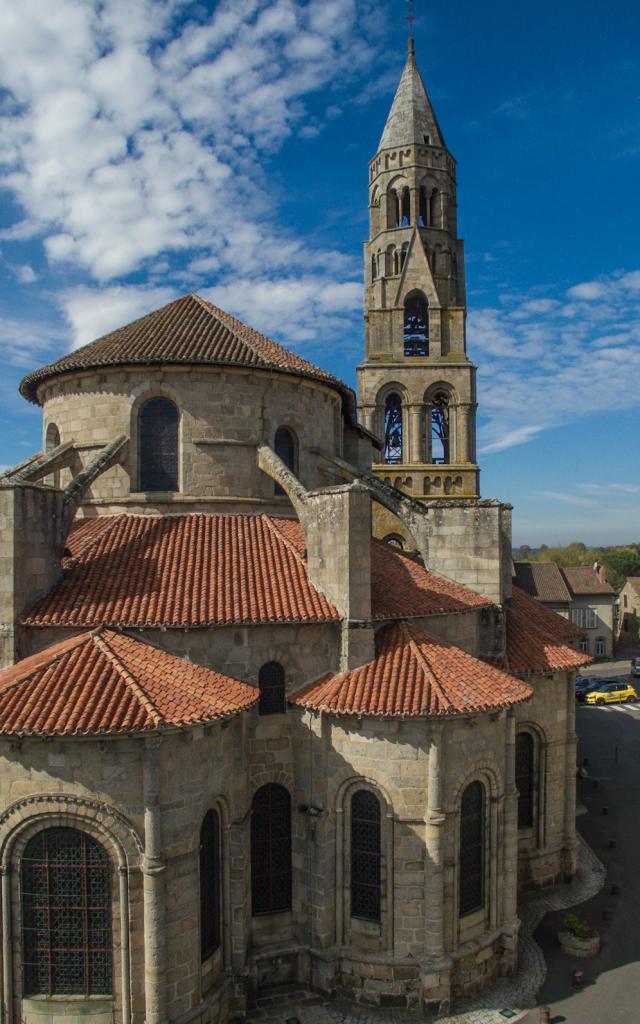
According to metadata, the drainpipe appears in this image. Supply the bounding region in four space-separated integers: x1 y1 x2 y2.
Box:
142 735 167 1024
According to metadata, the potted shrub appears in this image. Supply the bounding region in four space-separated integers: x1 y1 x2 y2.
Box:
558 914 600 957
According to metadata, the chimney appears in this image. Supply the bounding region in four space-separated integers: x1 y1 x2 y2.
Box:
598 564 607 584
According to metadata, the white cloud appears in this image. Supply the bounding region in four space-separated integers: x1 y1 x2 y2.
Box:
0 0 384 284
472 269 640 454
59 285 178 349
15 264 37 284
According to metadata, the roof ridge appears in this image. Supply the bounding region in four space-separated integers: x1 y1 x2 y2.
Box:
399 621 452 711
92 630 163 728
262 515 308 564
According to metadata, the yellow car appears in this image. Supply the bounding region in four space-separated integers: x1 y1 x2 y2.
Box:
585 680 638 705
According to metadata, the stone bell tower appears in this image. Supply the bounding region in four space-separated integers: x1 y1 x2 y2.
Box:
357 38 480 539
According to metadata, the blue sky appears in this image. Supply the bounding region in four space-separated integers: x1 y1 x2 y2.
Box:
1 0 639 546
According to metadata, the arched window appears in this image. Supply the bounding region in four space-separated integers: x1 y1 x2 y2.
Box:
388 188 401 228
258 661 285 715
274 426 297 496
431 391 450 464
138 397 179 492
200 810 221 961
401 186 410 226
21 827 112 996
383 533 404 549
251 784 292 915
404 292 429 356
351 789 381 922
383 394 403 464
459 781 485 916
515 733 535 830
45 422 61 487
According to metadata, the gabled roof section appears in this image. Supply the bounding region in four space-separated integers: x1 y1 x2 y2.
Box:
513 561 572 604
22 513 489 630
0 628 258 737
505 586 592 675
19 292 356 421
379 49 446 151
290 621 532 718
561 566 616 596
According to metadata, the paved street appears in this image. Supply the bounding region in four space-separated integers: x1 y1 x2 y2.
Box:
529 699 640 1023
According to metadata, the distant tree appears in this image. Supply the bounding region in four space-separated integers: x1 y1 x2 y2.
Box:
514 545 532 560
601 550 640 590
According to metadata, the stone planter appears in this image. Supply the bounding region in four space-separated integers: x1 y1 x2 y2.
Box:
558 928 600 957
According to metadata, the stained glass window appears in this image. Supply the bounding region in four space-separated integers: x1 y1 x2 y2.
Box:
258 662 285 715
459 781 485 916
384 394 403 464
351 789 381 922
515 733 535 830
200 810 221 961
138 397 179 492
251 784 291 915
21 828 112 996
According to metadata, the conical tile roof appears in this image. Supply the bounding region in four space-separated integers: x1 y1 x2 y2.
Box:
0 628 258 736
290 621 532 718
19 292 356 419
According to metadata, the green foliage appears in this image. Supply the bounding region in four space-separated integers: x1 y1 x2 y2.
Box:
513 541 640 589
564 914 596 939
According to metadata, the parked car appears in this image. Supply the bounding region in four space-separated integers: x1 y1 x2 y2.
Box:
575 676 602 701
631 658 640 678
584 680 638 706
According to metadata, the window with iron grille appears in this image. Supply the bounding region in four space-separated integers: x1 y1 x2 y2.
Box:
459 781 485 917
251 784 291 915
274 426 297 495
351 789 381 922
138 397 179 492
258 662 285 715
200 810 221 962
515 732 535 829
21 828 112 997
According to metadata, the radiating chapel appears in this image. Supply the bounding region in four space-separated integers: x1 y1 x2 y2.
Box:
0 40 588 1024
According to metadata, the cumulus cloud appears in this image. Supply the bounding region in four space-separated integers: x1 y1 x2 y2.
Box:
59 285 178 349
0 0 383 285
472 270 640 454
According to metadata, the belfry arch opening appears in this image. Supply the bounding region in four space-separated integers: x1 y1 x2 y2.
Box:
404 292 429 356
430 390 450 464
383 393 403 464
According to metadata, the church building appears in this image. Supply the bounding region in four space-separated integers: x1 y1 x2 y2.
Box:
0 39 588 1024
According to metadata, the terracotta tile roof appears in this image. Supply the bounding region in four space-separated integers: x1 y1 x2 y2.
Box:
289 621 532 718
23 513 489 629
561 566 616 596
19 293 356 420
0 628 257 737
269 518 490 619
513 562 572 604
25 513 340 628
505 586 592 675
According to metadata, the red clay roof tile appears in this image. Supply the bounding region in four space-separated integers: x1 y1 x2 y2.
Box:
19 293 356 421
290 621 533 717
0 628 257 737
512 562 572 604
561 566 616 596
505 586 592 674
23 513 489 628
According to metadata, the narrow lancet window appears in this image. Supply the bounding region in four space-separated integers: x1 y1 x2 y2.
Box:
138 397 179 492
351 789 381 922
459 781 485 916
251 784 292 915
200 810 221 960
383 394 403 464
258 661 285 715
515 733 535 829
274 426 297 495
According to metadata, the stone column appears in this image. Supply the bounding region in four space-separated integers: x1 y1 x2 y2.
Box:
142 736 167 1024
424 724 446 962
501 711 520 952
408 405 423 464
563 673 579 878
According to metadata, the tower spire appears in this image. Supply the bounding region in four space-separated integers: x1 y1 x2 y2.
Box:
407 0 415 56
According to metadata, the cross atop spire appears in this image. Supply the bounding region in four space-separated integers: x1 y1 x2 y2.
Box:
407 0 416 56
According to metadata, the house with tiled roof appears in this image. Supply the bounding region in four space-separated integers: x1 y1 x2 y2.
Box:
0 39 588 1024
514 560 616 657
